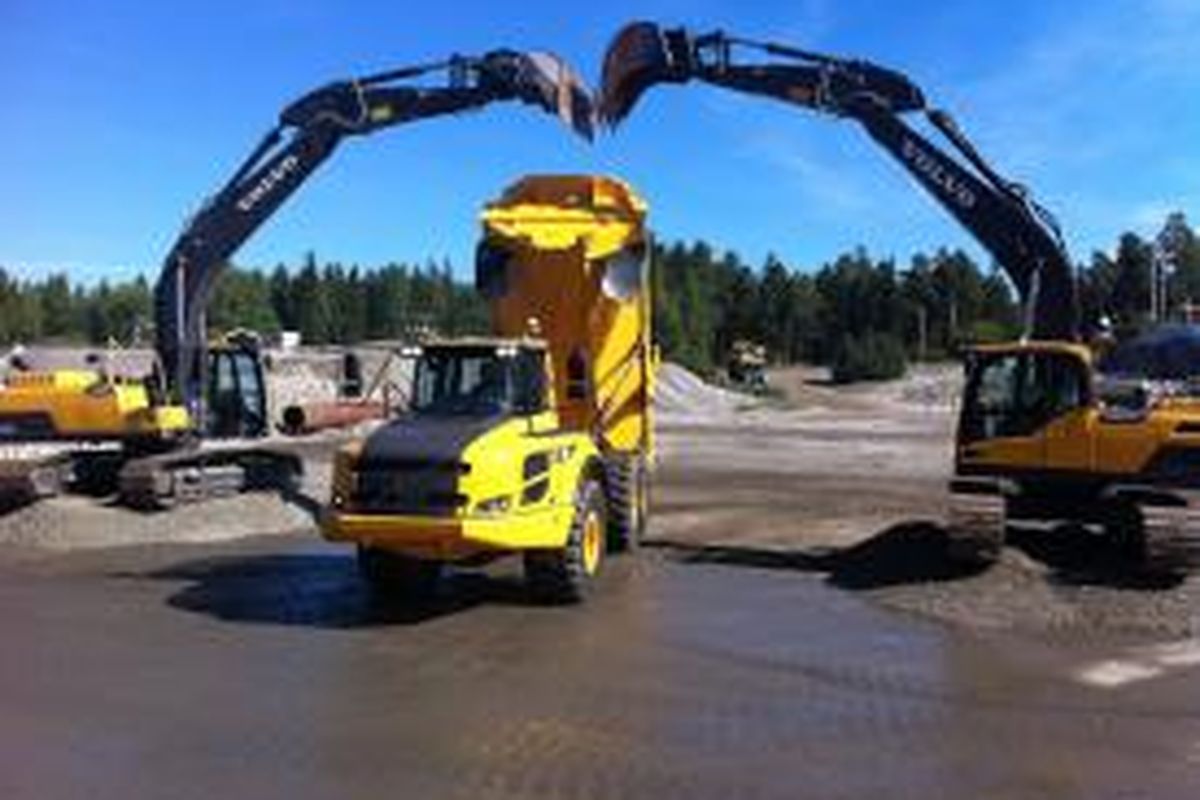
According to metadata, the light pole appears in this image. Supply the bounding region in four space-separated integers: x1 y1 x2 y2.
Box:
1156 214 1187 324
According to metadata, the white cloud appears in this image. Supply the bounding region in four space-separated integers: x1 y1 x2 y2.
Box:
743 136 871 213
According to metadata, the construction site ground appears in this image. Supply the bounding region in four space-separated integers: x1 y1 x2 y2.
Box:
2 362 1199 798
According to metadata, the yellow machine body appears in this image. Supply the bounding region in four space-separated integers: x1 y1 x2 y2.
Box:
950 338 1200 571
323 411 600 560
323 175 654 566
957 341 1200 479
0 369 190 441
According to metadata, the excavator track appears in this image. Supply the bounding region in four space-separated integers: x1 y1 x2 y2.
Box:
1141 500 1200 576
0 452 74 504
118 445 302 510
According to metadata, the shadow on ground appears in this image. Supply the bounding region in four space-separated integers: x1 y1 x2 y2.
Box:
126 553 545 629
0 493 38 517
653 522 985 590
652 520 1185 591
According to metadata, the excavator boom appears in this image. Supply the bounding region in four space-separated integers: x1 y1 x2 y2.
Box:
599 21 1078 342
156 48 593 424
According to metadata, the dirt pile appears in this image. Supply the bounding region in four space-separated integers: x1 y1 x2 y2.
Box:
654 363 755 424
862 532 1200 638
0 460 332 552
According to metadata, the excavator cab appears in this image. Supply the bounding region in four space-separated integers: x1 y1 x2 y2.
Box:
205 342 269 438
958 343 1094 471
952 340 1200 573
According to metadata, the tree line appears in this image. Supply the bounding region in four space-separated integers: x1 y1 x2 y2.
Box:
653 212 1198 379
0 252 487 348
1 212 1196 382
651 241 1018 379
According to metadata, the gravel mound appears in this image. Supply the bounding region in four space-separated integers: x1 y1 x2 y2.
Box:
854 525 1200 639
0 495 311 550
655 363 752 424
0 462 331 551
893 364 962 408
662 518 1200 639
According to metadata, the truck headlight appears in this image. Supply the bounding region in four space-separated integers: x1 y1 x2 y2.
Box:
475 495 512 515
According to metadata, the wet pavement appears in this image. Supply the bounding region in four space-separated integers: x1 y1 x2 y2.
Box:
2 536 1200 799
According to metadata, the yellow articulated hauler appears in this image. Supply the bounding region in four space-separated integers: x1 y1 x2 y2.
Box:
322 175 655 602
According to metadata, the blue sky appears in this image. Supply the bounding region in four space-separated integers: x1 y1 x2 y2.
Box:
2 0 1198 283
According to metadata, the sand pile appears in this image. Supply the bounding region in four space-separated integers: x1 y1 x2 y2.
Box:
654 363 750 424
892 364 963 409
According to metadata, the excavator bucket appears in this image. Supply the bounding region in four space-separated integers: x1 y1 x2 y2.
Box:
599 22 689 127
518 51 596 141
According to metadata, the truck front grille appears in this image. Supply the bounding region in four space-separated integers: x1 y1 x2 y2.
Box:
352 461 468 516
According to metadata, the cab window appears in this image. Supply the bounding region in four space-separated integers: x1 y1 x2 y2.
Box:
1034 353 1090 420
965 354 1023 441
962 352 1089 442
413 351 510 417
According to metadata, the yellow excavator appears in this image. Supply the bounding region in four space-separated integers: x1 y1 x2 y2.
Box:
598 21 1200 573
322 175 655 602
0 47 593 508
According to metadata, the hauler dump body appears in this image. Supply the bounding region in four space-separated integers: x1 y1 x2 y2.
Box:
323 175 655 601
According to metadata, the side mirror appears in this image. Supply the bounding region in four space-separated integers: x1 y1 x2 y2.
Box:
475 241 510 299
601 242 647 302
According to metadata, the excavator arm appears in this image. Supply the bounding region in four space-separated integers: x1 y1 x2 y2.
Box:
598 22 1078 341
156 49 593 420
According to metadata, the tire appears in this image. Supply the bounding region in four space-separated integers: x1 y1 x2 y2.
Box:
357 545 443 601
525 478 607 604
605 455 647 553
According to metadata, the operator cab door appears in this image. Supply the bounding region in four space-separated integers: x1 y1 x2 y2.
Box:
959 350 1093 473
1036 353 1096 472
959 352 1043 472
206 348 269 439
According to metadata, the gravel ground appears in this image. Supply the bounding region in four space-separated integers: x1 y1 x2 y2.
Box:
650 363 1200 640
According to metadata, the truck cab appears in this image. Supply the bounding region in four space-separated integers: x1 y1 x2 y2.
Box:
325 338 603 574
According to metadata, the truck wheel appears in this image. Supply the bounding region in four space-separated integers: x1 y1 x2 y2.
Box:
605 455 647 553
357 545 443 601
525 478 607 603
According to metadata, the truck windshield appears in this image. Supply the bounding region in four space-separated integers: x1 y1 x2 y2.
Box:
412 351 512 417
